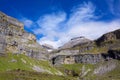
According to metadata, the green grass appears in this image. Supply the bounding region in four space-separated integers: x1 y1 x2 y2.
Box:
55 63 95 77
0 70 76 80
0 53 120 80
0 53 62 75
55 60 120 80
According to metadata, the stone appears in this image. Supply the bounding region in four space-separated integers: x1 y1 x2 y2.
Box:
0 11 48 60
51 54 104 65
96 29 120 46
94 60 117 75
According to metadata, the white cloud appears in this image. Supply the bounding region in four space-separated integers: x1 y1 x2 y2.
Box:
33 12 67 48
33 2 120 48
68 20 120 40
68 2 95 26
20 18 33 28
35 12 66 36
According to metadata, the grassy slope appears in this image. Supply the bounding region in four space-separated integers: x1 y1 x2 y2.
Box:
56 63 95 78
0 53 119 80
0 71 76 80
0 53 77 80
0 53 62 75
94 60 120 80
55 60 120 80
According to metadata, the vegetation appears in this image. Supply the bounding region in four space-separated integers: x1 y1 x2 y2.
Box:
0 53 61 75
0 70 76 80
55 63 95 78
55 60 120 80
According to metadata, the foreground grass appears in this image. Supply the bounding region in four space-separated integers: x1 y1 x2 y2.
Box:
0 53 120 80
0 70 76 80
0 53 61 75
55 60 120 80
55 63 95 78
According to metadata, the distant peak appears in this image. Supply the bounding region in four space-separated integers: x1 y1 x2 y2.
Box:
71 36 85 40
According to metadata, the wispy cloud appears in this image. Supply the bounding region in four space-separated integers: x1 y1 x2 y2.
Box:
20 18 34 28
28 2 120 48
107 0 120 17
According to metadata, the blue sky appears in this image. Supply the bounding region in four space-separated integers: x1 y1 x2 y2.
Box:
0 0 120 48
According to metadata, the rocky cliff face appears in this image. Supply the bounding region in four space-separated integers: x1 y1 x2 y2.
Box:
52 50 120 65
52 54 103 65
0 12 47 60
96 29 120 46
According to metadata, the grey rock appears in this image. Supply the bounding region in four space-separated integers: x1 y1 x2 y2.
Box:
0 11 48 60
94 60 117 75
52 54 104 65
51 50 120 65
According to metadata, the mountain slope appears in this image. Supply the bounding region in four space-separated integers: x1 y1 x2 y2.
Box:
0 53 62 75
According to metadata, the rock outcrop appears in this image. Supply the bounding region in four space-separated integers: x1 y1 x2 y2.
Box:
96 29 120 46
0 11 47 60
51 49 120 65
52 54 103 65
94 60 117 75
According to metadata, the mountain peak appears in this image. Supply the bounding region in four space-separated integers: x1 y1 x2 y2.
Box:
60 36 92 49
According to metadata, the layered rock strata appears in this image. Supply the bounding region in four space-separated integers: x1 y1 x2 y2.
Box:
0 11 47 60
52 50 120 65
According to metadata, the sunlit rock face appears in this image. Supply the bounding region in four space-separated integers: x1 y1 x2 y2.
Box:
0 11 48 60
59 36 92 49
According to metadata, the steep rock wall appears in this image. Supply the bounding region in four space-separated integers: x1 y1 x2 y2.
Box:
52 50 120 65
0 11 47 60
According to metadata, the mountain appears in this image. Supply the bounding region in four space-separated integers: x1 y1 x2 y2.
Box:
49 29 120 80
59 36 92 49
50 29 120 64
0 11 120 80
0 11 63 78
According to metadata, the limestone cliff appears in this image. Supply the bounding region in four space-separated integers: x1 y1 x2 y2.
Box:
52 49 120 65
0 11 47 60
